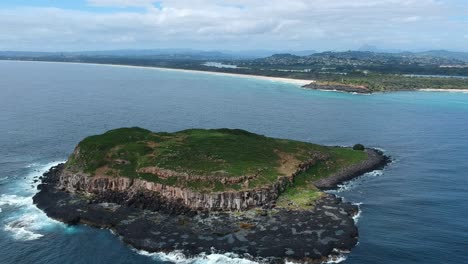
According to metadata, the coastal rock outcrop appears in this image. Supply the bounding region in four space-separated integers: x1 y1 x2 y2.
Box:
58 170 291 211
32 128 391 263
313 149 390 189
303 82 372 94
34 164 360 263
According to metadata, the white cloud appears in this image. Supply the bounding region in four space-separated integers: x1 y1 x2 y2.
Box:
87 0 157 8
0 0 466 51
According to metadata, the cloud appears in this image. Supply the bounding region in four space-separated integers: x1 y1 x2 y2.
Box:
86 0 157 8
0 0 466 51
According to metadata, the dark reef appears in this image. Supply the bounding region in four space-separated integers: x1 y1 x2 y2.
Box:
34 164 363 263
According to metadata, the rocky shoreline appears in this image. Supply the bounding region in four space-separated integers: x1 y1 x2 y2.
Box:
33 165 358 263
303 82 372 94
314 149 390 190
32 149 389 263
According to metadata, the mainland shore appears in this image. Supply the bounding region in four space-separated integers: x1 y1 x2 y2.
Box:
418 88 468 93
8 60 313 86
6 60 468 93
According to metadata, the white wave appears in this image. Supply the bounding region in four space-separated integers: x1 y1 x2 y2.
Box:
323 254 347 263
352 202 363 223
0 194 31 208
1 161 65 241
21 160 66 194
1 197 62 241
371 147 387 153
328 170 384 193
4 213 45 241
4 223 44 241
322 249 349 264
136 249 260 264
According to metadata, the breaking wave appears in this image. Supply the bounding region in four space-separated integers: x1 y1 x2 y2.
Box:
0 161 65 241
352 202 363 223
328 170 384 193
136 249 260 264
323 255 347 263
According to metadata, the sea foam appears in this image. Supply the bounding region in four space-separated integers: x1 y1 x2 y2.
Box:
352 202 363 223
0 161 65 241
136 249 260 264
328 170 384 193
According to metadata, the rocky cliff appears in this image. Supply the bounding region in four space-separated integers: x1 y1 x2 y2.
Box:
58 169 291 211
34 164 361 263
57 149 387 211
58 152 329 211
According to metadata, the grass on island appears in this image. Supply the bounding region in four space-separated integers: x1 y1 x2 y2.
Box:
66 127 367 194
276 148 367 210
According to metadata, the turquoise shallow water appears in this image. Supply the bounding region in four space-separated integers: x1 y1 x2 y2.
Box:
0 61 467 264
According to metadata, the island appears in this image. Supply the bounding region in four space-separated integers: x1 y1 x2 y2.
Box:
33 127 389 263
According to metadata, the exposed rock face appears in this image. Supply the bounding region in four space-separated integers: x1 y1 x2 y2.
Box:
58 169 291 211
34 165 360 263
137 166 261 184
57 149 387 211
32 145 390 263
58 154 329 211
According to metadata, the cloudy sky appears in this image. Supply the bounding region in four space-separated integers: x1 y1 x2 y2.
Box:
0 0 467 52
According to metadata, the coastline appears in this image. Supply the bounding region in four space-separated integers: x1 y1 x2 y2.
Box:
31 146 389 263
313 149 390 190
33 164 360 263
3 60 468 93
2 60 313 86
418 88 468 93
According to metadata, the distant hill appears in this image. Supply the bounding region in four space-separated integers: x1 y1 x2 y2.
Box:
4 49 466 63
0 49 316 60
415 50 468 62
248 50 468 66
0 49 239 60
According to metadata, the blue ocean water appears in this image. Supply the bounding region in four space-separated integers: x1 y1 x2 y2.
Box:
0 61 467 264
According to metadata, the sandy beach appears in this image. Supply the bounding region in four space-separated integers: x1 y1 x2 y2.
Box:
419 88 468 93
7 60 468 93
15 60 314 86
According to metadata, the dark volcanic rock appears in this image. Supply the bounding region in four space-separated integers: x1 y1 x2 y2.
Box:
33 164 360 263
313 149 390 190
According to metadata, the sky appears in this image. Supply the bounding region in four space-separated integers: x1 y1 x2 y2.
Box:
0 0 467 52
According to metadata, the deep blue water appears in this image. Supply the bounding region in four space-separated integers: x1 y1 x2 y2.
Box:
0 61 467 264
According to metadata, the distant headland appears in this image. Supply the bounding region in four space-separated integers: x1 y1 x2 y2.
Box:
2 49 468 93
34 127 389 263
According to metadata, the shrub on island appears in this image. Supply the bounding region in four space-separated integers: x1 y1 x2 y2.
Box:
353 144 365 151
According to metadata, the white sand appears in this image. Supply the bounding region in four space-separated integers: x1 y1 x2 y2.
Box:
18 60 314 86
9 60 468 92
419 88 468 93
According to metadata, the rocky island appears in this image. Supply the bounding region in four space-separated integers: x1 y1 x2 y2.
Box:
33 127 389 263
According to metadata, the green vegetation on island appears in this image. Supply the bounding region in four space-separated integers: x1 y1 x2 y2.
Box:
66 127 369 206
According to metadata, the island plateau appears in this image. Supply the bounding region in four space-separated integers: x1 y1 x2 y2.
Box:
33 127 389 263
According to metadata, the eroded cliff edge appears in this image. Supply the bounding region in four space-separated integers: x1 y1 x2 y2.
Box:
32 128 390 263
55 148 387 212
34 164 361 264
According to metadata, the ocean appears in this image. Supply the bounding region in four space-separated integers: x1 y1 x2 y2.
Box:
0 60 467 264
